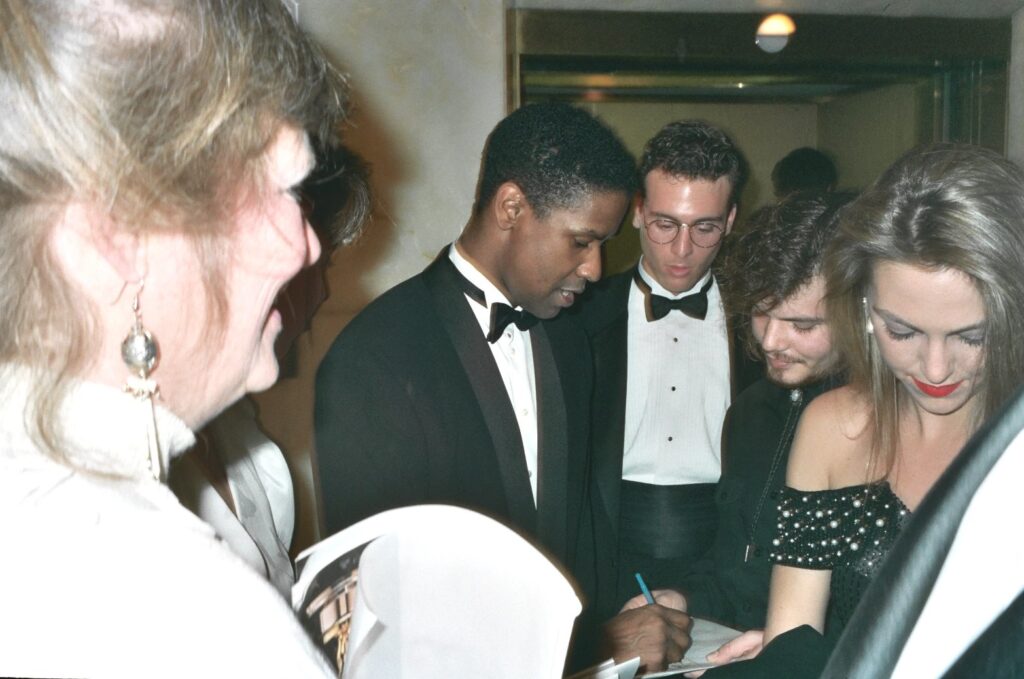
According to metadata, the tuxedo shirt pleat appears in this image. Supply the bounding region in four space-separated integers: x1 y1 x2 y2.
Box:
621 262 730 485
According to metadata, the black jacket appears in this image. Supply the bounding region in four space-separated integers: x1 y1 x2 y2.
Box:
682 377 836 630
314 250 594 574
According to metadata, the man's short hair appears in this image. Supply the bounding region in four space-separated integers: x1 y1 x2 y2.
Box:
771 147 838 197
638 120 746 202
473 103 637 218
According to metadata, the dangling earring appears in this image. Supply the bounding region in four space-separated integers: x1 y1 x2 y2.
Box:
862 297 874 335
121 280 163 481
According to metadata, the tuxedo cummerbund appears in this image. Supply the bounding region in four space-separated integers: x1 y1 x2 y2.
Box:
618 480 717 560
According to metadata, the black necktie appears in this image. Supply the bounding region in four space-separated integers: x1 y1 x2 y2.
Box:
634 268 712 322
452 264 538 343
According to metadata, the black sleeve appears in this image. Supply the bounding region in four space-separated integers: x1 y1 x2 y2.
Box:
313 333 430 536
675 404 745 626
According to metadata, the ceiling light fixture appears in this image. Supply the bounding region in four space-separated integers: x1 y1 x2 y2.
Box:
756 13 795 54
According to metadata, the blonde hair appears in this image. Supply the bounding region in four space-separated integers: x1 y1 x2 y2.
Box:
825 144 1024 479
0 0 350 456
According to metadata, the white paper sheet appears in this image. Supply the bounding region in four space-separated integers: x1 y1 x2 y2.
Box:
339 505 582 679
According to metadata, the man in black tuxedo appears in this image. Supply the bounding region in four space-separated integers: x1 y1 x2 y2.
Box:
573 121 744 637
314 104 635 586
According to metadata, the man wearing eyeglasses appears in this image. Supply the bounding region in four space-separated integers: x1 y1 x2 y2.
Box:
572 121 745 669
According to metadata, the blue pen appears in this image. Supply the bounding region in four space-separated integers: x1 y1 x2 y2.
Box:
634 572 655 605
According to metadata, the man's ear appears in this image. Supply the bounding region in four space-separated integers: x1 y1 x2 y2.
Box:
493 182 525 231
724 204 738 236
55 202 145 284
633 193 645 230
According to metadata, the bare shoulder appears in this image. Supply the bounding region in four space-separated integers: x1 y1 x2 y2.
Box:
787 386 872 489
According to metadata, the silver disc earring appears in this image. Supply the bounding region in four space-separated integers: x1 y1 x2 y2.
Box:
121 281 163 481
122 294 159 379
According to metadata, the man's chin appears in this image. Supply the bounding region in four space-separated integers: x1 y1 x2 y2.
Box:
525 300 563 320
767 369 825 390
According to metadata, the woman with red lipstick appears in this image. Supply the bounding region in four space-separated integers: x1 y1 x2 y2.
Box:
704 144 1024 678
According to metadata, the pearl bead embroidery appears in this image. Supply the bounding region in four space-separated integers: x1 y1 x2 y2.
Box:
768 482 911 626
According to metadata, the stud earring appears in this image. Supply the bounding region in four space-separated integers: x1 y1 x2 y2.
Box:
121 280 163 481
862 297 874 335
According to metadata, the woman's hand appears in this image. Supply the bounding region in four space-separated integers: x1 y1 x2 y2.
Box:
684 629 766 676
684 629 764 677
708 629 764 663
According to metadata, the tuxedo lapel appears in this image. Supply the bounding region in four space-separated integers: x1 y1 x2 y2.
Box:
583 271 632 546
531 324 569 563
421 251 537 534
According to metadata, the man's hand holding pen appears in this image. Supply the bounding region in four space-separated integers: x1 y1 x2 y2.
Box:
601 584 692 672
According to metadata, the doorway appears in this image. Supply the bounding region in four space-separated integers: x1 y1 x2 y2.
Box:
509 10 1010 272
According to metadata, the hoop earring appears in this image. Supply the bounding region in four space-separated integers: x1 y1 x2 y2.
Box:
121 280 163 481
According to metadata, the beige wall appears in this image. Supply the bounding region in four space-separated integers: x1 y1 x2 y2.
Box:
1009 7 1024 166
818 83 925 192
256 0 506 552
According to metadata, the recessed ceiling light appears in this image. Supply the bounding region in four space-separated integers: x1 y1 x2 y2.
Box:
756 13 796 54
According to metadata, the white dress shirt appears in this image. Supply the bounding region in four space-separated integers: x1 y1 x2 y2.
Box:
621 260 730 485
449 244 539 504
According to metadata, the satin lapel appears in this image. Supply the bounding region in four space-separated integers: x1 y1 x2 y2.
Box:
421 252 538 533
531 323 569 562
587 273 632 545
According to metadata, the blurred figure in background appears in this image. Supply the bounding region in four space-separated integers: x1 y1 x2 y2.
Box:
771 147 838 199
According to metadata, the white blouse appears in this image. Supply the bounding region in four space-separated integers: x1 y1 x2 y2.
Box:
0 366 331 678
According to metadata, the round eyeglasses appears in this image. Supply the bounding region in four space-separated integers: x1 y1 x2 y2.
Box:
643 216 725 248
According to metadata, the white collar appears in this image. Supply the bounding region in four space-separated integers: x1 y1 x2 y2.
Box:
448 243 518 310
0 364 196 479
636 257 713 299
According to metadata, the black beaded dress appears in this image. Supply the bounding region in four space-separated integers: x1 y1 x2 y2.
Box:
702 483 912 678
769 482 911 628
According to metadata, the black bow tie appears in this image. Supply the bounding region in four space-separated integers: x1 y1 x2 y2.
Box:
451 261 538 343
487 303 538 342
634 268 712 322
